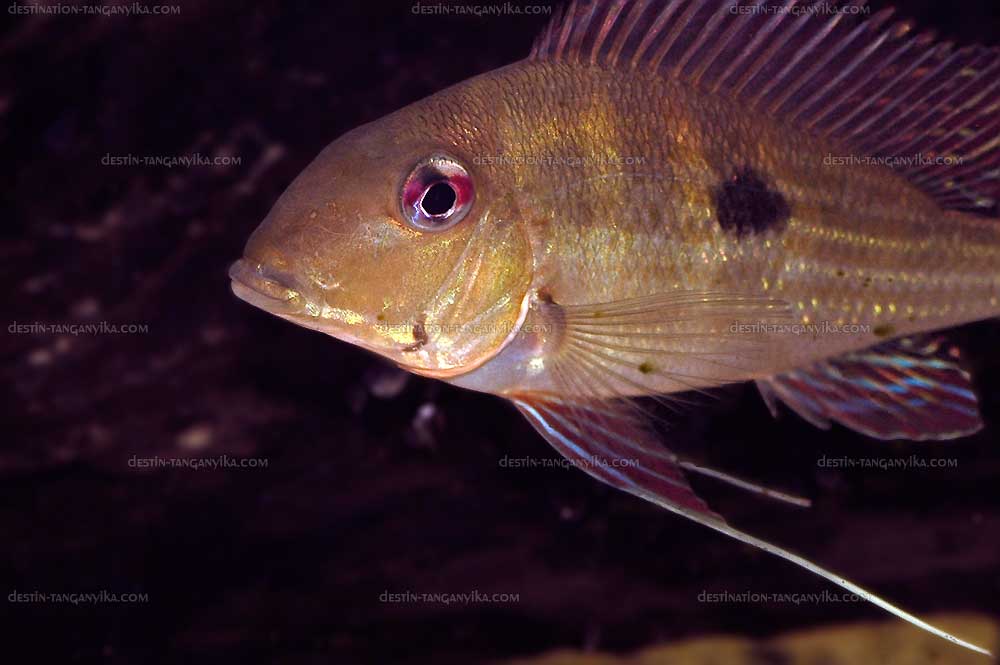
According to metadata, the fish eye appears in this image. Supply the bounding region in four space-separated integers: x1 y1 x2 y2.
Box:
401 155 474 231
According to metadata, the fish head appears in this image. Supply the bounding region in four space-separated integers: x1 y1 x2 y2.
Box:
230 95 535 378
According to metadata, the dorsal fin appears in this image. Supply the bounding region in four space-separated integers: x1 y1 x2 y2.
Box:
530 0 1000 215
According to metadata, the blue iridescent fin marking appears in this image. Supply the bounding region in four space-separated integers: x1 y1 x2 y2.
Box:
757 337 983 440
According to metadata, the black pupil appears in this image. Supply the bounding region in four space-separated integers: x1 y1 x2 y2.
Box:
421 181 456 217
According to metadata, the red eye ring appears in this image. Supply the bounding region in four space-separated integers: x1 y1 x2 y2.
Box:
401 155 474 231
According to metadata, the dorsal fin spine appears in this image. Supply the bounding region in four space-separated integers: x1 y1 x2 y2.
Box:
730 2 807 97
789 8 896 127
848 37 943 138
963 120 1000 163
648 0 701 72
761 7 858 115
555 0 578 60
767 1 876 115
606 0 647 66
715 0 807 94
751 3 845 104
671 1 728 77
631 1 684 70
824 26 921 135
919 118 1000 175
569 0 601 59
777 14 880 118
888 60 1000 156
689 0 762 85
590 0 629 65
923 79 1000 155
865 45 967 154
805 16 906 131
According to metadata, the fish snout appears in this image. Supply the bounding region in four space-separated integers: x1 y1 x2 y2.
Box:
228 258 314 316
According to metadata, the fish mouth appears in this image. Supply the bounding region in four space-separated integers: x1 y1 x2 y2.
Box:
228 258 308 315
230 257 404 360
229 259 494 370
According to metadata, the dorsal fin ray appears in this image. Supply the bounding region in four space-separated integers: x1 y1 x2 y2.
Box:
530 0 1000 214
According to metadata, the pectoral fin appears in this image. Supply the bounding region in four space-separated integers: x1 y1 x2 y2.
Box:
556 291 792 396
757 337 983 440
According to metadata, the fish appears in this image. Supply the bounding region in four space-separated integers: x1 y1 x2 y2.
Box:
229 0 999 656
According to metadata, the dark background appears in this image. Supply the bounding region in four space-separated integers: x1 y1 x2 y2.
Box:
2 1 998 663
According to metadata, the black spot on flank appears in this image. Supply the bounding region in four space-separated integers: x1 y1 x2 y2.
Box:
638 361 654 375
714 167 791 238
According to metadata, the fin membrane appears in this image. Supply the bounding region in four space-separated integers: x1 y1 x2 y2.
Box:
757 336 983 440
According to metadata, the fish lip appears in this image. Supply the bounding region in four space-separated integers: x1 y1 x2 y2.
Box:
228 258 307 315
